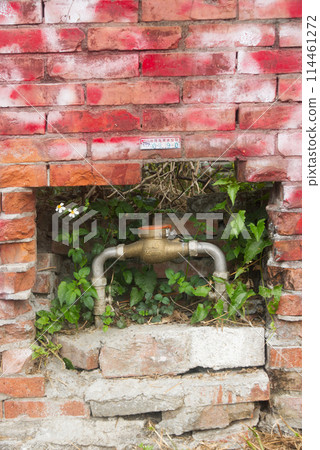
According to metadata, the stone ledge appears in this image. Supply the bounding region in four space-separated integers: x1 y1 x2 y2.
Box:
55 324 265 376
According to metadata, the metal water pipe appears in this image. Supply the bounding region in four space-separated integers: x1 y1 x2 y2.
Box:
92 225 228 327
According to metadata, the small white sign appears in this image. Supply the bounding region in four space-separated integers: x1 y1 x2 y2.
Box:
140 137 181 150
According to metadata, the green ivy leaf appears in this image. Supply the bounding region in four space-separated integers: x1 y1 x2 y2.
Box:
159 282 172 293
63 357 75 370
78 267 90 278
193 285 211 297
210 200 227 211
190 303 212 324
130 287 145 307
58 281 68 306
134 269 157 293
244 238 271 263
123 269 133 284
83 296 94 310
249 219 266 242
227 184 240 206
214 298 225 316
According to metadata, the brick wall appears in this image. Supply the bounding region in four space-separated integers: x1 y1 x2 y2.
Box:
0 0 302 441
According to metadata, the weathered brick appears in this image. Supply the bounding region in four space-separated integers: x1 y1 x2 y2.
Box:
269 369 302 391
0 376 45 398
32 272 54 294
0 0 42 25
0 111 45 135
239 104 301 130
0 267 36 296
2 348 33 375
2 191 35 214
278 131 301 156
92 137 181 160
185 132 275 159
0 320 35 345
0 138 87 163
88 26 181 50
50 163 141 186
0 56 44 81
237 157 288 182
278 77 302 101
0 28 84 53
4 399 89 419
47 110 140 133
186 23 275 48
142 0 236 21
267 264 302 290
270 316 302 345
87 81 179 105
0 300 33 319
286 158 301 182
268 347 301 369
271 394 301 429
0 84 84 108
37 253 61 272
273 239 302 261
239 0 302 20
0 217 35 241
279 22 302 47
183 78 276 104
0 165 47 188
55 333 101 370
47 54 139 80
281 183 302 208
277 293 302 316
141 52 235 77
45 0 138 23
267 208 302 235
143 106 236 131
238 50 302 74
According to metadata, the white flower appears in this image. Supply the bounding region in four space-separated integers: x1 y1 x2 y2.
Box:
68 208 80 218
56 203 66 213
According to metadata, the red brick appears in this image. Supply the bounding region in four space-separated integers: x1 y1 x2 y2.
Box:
273 239 302 261
50 163 141 187
281 183 302 208
0 165 47 188
47 54 138 80
268 347 301 369
0 84 84 108
2 348 33 375
279 22 302 47
0 111 45 136
277 293 302 316
88 26 181 51
268 209 302 235
0 300 33 320
286 158 301 182
45 0 138 23
185 132 275 159
0 320 35 345
237 157 289 182
32 272 53 294
0 376 45 398
278 131 301 156
0 217 35 241
92 137 181 160
0 267 36 296
2 191 35 214
141 52 235 77
0 56 44 81
0 138 87 163
239 104 301 130
142 0 236 21
0 1 41 25
143 106 236 132
267 265 302 291
238 50 302 74
186 23 275 48
4 399 89 419
47 110 140 134
239 0 302 20
278 77 302 101
0 28 84 54
183 78 276 104
87 81 179 106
